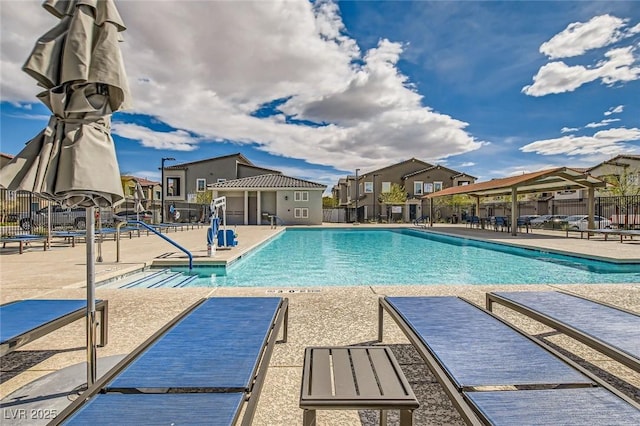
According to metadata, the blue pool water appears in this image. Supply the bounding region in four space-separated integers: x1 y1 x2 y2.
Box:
171 228 640 287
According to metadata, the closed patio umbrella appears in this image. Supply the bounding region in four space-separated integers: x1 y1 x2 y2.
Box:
0 0 130 386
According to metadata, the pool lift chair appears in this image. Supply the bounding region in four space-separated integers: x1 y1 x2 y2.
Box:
207 196 237 256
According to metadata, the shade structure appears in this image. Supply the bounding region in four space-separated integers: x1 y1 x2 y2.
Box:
0 0 130 386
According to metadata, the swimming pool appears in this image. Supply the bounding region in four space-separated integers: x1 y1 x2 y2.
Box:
167 228 640 287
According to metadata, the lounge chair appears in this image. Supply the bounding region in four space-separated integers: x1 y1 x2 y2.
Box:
52 297 289 426
486 290 640 372
0 234 48 254
51 230 86 247
378 296 640 425
1 299 108 356
585 228 639 242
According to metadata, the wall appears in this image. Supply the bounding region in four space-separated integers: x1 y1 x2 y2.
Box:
276 190 323 225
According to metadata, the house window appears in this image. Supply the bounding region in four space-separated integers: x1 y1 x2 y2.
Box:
166 177 181 196
294 191 309 202
424 183 433 193
196 178 206 192
381 182 391 193
294 207 309 218
459 181 469 186
414 181 423 195
217 178 226 183
155 190 161 200
628 173 639 185
364 182 373 193
434 181 443 192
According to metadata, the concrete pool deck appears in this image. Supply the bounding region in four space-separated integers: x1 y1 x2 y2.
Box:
1 223 639 424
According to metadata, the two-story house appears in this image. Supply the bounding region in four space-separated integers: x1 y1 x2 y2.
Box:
588 154 640 195
120 175 161 213
162 153 281 203
163 153 326 225
334 158 476 222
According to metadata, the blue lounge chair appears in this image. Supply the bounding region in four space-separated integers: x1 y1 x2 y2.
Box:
0 234 48 254
52 297 289 425
51 230 86 247
378 296 640 425
1 299 108 356
486 290 640 372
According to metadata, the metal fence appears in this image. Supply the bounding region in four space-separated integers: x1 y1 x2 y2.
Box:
323 195 640 229
0 188 210 237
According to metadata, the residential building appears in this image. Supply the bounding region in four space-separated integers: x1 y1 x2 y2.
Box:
162 153 282 204
333 158 476 222
1 153 14 169
209 174 326 225
588 154 640 195
161 153 281 221
120 175 161 210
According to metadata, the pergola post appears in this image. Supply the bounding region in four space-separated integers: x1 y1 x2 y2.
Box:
511 186 518 236
587 186 595 229
429 198 434 227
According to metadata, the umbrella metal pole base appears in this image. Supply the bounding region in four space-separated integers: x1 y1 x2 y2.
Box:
86 208 97 386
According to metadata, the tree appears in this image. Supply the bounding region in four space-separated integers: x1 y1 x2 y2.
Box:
195 191 213 205
378 183 407 204
322 196 338 208
601 168 640 196
378 184 407 222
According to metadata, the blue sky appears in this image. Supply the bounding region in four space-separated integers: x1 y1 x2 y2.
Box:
1 1 639 192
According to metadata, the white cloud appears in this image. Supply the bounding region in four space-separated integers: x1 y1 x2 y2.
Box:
522 45 640 96
540 15 629 59
604 105 624 115
1 0 482 173
585 118 620 128
112 123 199 152
523 14 640 97
561 127 579 133
520 127 640 156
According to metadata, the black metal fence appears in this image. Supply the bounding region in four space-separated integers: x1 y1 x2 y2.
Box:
0 189 209 237
327 195 640 229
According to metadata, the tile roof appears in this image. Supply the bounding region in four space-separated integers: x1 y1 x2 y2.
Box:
121 175 160 186
209 174 326 189
165 153 253 169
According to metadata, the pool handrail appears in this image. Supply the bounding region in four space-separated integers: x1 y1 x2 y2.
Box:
116 220 193 270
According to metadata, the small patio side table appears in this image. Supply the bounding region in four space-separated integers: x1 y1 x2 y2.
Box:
300 346 418 426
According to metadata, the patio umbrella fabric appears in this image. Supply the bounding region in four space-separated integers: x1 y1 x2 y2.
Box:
134 180 146 213
0 0 131 387
0 0 130 208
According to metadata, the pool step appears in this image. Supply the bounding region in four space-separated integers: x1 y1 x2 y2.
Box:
172 275 199 288
119 269 196 289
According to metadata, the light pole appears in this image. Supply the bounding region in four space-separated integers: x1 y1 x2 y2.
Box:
373 174 380 223
354 168 360 224
160 157 175 223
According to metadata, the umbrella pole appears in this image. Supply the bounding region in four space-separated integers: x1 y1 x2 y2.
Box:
86 207 97 387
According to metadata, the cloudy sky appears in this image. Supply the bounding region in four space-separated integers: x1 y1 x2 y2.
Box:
1 0 639 191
